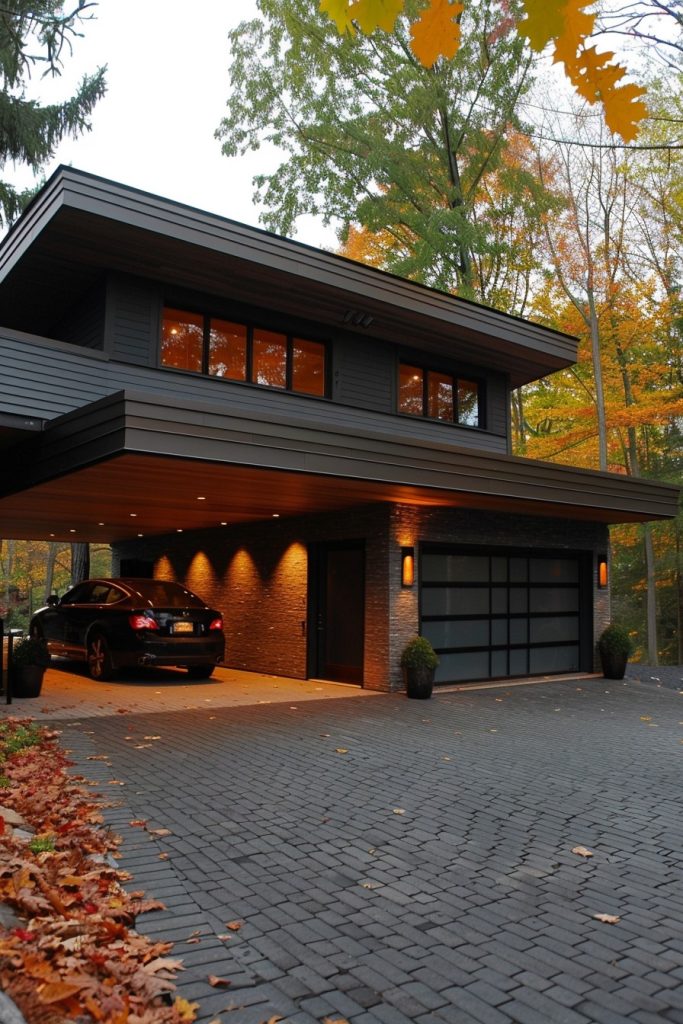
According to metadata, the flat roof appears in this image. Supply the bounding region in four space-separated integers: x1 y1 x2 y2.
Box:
0 390 676 542
0 167 578 388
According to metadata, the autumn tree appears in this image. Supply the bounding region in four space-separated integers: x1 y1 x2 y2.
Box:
519 112 683 662
218 0 551 298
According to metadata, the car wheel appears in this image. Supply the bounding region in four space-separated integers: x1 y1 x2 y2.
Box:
87 633 114 681
185 664 215 680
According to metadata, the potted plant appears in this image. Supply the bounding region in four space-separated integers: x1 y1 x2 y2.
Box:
10 635 51 698
400 636 438 699
598 624 633 680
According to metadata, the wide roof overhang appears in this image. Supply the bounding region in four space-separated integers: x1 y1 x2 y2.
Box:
0 167 578 389
0 391 677 543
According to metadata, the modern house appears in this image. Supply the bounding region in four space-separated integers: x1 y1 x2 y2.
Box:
0 168 677 690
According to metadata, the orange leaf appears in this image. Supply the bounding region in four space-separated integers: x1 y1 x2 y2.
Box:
225 919 244 931
38 980 86 1003
208 974 232 987
410 0 463 67
593 912 621 924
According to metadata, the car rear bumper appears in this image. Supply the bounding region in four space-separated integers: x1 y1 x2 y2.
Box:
114 635 225 669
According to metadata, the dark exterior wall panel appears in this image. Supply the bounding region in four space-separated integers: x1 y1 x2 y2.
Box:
53 283 105 350
105 275 160 366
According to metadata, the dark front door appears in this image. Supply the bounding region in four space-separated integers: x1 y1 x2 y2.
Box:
310 541 365 683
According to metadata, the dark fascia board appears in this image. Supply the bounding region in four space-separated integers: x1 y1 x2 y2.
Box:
7 389 679 523
0 166 578 384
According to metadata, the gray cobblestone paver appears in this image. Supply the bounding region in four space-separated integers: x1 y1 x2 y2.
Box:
44 676 683 1022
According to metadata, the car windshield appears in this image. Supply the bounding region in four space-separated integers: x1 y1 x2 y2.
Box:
123 580 207 609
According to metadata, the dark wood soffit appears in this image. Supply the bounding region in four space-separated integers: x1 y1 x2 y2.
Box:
0 452 661 544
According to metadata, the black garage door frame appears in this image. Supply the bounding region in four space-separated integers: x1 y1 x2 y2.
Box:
419 543 594 685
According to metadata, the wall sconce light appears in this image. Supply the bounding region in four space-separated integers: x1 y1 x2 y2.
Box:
598 554 608 589
401 547 415 588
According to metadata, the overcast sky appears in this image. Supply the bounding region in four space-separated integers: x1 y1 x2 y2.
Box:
24 0 336 249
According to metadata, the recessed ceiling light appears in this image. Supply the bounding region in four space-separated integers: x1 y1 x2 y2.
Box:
220 521 227 526
137 533 143 537
69 529 76 533
272 513 280 518
129 513 137 518
49 533 55 538
197 496 206 501
98 522 105 526
177 528 183 533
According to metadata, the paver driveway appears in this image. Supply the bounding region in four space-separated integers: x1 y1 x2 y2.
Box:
50 677 683 1024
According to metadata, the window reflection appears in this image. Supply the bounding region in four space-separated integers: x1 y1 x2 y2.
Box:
398 361 481 428
399 364 424 416
253 329 287 388
161 309 203 372
161 307 328 398
209 319 247 380
428 371 454 421
458 379 480 427
293 338 325 395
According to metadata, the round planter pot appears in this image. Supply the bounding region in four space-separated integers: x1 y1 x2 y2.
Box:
10 666 45 698
403 666 434 700
600 652 628 681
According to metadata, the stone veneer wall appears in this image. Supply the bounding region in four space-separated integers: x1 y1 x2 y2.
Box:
388 504 610 690
113 504 392 690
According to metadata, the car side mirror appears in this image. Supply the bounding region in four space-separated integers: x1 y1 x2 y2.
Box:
46 594 60 607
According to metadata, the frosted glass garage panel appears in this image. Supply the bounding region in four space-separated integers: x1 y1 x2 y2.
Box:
421 554 490 583
423 620 490 649
435 651 490 683
421 587 490 616
529 588 579 613
529 646 579 674
529 558 578 583
530 616 579 644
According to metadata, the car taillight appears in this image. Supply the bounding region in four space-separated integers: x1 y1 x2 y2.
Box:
128 614 159 631
209 617 223 631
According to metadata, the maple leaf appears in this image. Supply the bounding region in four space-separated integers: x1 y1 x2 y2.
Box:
319 0 355 34
571 845 594 858
519 0 567 51
593 912 621 924
174 996 199 1021
410 0 463 67
352 0 404 33
225 920 244 931
602 83 647 143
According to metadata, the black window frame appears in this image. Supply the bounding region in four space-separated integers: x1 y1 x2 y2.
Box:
160 306 330 399
397 359 486 430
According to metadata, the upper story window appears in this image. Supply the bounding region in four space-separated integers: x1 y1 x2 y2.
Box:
161 307 327 397
399 362 482 428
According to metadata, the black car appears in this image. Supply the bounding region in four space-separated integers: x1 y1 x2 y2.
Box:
30 578 225 681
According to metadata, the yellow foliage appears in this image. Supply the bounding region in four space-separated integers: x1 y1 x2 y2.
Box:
319 0 648 140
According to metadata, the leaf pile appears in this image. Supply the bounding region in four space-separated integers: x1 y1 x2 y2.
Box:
0 718 197 1023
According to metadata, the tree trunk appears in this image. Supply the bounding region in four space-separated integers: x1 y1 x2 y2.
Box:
44 542 58 601
587 287 608 472
70 543 90 586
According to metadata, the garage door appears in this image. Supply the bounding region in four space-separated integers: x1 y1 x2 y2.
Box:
420 546 589 684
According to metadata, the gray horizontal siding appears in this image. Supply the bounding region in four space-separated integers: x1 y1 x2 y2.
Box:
333 336 393 413
0 331 508 454
106 276 159 366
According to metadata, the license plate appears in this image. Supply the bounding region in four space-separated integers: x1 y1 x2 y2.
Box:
172 621 194 634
